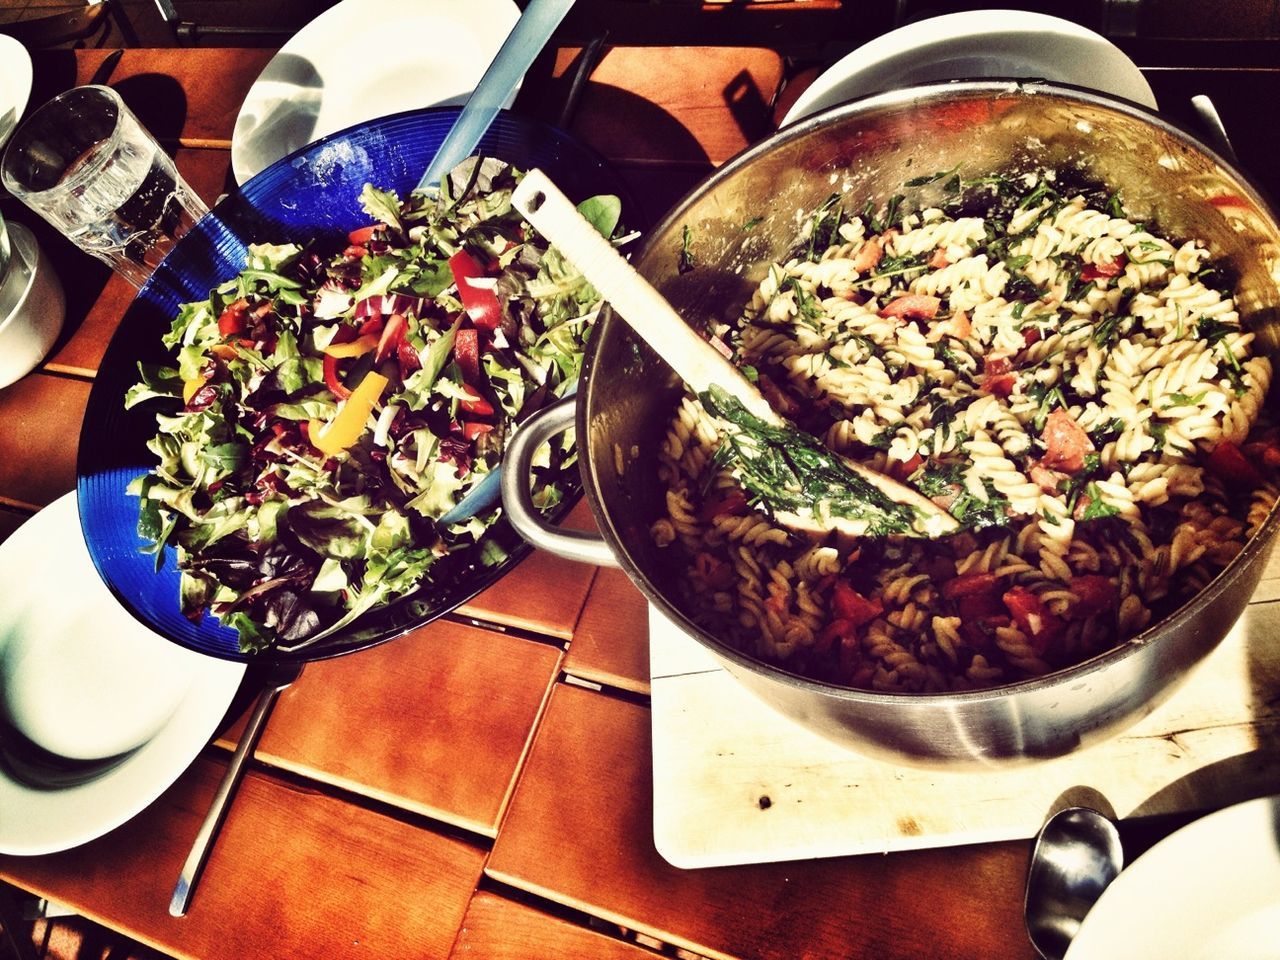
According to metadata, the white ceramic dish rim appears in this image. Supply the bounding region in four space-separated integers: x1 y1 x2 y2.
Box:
229 0 521 184
0 493 246 856
1065 794 1280 960
782 9 1157 127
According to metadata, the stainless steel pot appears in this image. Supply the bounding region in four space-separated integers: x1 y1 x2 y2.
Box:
502 81 1280 766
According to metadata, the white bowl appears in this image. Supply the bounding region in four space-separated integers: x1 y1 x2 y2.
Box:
0 493 197 761
0 221 66 388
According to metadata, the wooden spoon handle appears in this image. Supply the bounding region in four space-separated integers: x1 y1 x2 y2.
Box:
511 169 781 426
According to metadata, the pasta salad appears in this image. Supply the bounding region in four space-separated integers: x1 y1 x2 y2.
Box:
651 169 1277 692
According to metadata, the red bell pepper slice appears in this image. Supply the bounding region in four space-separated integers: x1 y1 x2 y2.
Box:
217 298 249 337
348 224 380 245
375 313 408 364
459 383 494 417
449 249 502 329
454 327 482 384
698 488 750 521
462 421 494 442
323 354 351 400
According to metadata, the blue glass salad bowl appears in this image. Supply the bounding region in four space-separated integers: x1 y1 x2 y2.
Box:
76 107 634 663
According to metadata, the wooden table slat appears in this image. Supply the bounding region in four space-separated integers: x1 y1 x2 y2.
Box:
0 373 89 511
564 565 650 694
487 683 1033 960
218 618 563 837
0 759 487 960
449 891 658 960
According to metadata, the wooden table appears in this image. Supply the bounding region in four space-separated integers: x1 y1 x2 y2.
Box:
1 41 1279 960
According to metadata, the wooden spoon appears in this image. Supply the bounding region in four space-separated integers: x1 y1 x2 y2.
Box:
510 169 960 539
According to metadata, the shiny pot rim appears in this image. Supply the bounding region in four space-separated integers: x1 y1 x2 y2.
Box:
577 78 1280 704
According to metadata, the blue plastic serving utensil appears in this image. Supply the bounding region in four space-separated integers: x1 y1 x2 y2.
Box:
429 0 576 525
414 0 576 195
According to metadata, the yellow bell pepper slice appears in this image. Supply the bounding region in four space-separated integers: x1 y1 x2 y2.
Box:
323 334 379 359
182 376 206 404
309 371 389 456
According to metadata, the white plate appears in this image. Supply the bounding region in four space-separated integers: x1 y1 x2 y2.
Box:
231 0 521 184
782 10 1156 127
1065 795 1280 960
0 493 245 856
0 33 33 151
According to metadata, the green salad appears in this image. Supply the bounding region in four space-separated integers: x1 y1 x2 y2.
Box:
126 160 622 653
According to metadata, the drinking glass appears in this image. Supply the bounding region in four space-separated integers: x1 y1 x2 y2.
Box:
0 85 208 287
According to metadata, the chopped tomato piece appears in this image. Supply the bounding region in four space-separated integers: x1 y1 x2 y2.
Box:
1022 326 1042 346
941 572 1001 600
1040 409 1094 474
817 618 857 655
1030 462 1066 494
693 552 734 591
454 327 482 384
1069 575 1117 617
928 247 950 269
878 294 941 321
1206 439 1264 490
1243 439 1280 471
1003 587 1064 653
983 353 1013 377
343 244 368 259
983 373 1016 397
698 488 750 521
217 298 249 337
1080 255 1126 281
889 452 923 481
396 338 421 378
449 249 503 329
927 309 971 343
831 580 883 627
851 236 884 273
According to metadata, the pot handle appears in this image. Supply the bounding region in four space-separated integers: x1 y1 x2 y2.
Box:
501 394 618 567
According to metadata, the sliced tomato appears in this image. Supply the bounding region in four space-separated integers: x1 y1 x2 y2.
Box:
1041 409 1094 474
941 572 1001 601
449 249 502 329
983 373 1017 397
889 452 923 481
1069 575 1117 617
693 552 734 591
698 488 750 521
928 247 950 269
817 618 857 655
1206 439 1264 490
981 353 1017 396
878 293 941 321
1003 587 1064 653
983 353 1013 377
1080 255 1126 281
217 298 249 337
831 580 882 627
375 313 408 364
454 327 482 384
851 236 884 273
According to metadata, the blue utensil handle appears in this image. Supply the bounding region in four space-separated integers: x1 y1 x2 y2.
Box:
415 0 576 194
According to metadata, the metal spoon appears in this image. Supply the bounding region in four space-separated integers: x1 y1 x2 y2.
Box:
1024 806 1125 960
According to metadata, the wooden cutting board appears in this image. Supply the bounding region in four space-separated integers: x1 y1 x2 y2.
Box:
649 565 1280 869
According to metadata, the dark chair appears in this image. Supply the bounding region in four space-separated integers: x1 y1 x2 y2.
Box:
1 1 137 49
151 0 302 46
